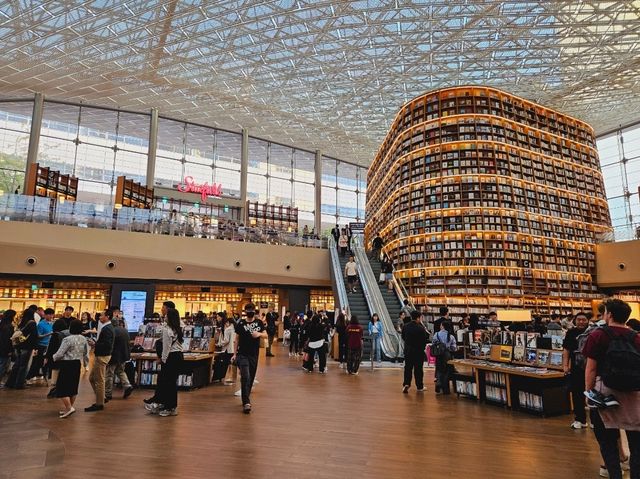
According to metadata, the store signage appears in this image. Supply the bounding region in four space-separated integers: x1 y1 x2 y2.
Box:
176 176 223 202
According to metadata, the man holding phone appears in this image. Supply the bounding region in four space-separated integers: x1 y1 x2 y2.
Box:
232 309 267 414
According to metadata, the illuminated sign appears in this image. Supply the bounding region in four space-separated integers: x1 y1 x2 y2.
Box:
176 176 223 202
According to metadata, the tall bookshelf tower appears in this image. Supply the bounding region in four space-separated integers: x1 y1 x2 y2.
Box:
365 86 612 319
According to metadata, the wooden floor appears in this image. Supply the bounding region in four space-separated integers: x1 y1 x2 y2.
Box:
0 346 607 479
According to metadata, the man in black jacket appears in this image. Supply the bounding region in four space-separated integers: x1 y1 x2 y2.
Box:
105 319 133 401
85 310 115 412
265 307 279 357
402 311 428 393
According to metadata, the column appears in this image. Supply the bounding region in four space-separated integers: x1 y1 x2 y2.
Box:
240 128 249 223
23 92 45 192
314 150 322 234
146 108 159 188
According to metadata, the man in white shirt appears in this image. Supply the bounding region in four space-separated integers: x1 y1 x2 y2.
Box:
344 256 358 293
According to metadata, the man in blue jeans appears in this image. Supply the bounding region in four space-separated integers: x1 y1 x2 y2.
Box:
232 310 267 414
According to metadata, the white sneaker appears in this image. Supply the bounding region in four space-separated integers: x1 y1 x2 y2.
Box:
570 421 587 429
599 466 609 478
158 408 177 417
621 458 630 471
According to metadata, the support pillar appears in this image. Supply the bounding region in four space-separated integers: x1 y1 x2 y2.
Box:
314 149 322 234
146 108 159 188
23 92 44 192
240 128 249 223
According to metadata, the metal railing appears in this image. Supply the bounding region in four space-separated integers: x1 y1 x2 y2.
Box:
351 235 401 359
328 236 350 315
391 274 415 312
0 193 327 249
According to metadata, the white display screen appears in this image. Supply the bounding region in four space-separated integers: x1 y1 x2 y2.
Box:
121 290 147 332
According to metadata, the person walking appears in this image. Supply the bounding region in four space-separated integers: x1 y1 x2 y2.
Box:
402 311 428 393
44 318 69 398
265 307 279 357
346 315 364 375
562 311 590 429
338 232 348 257
212 317 235 382
432 320 458 395
85 310 114 412
26 308 55 383
6 309 38 389
344 255 358 293
302 315 328 373
371 233 384 260
368 314 383 363
232 309 267 414
152 308 184 417
0 310 16 387
52 319 89 418
289 316 300 357
335 313 348 367
105 319 134 402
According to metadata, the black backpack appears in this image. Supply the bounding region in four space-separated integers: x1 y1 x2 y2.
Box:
601 325 640 391
431 332 449 357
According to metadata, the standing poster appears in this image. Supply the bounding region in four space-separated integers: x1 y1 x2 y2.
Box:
121 291 147 332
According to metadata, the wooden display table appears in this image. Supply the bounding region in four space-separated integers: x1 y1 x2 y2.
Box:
131 352 215 390
448 359 569 416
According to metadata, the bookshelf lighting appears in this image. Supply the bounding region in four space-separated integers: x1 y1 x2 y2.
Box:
365 86 612 318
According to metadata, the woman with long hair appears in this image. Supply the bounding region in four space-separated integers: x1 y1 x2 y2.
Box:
147 308 184 417
302 315 328 373
368 313 383 363
52 319 88 418
0 309 16 386
6 309 38 389
335 313 348 367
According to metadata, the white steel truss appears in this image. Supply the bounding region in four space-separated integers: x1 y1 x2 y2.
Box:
0 0 639 165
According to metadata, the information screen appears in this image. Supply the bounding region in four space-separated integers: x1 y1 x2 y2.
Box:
121 290 147 333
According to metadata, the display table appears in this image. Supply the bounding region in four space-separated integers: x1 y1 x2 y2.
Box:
131 352 215 390
448 359 569 416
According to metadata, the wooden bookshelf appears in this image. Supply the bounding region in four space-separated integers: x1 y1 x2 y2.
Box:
25 163 78 201
115 176 153 209
246 201 298 232
365 86 612 318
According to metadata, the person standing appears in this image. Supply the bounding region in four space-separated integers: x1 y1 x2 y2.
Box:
232 310 267 414
402 311 428 393
368 314 383 363
85 310 114 412
52 319 89 418
344 255 358 293
432 321 458 395
44 318 69 398
338 231 348 257
433 306 452 335
0 310 16 387
562 311 590 429
6 309 38 389
153 308 184 417
335 313 348 367
265 307 279 357
212 317 235 382
583 299 640 479
371 233 384 260
346 315 364 375
345 225 353 253
289 315 300 357
302 315 328 373
61 306 76 329
105 319 134 402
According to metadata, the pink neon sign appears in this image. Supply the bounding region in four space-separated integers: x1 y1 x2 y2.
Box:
176 176 223 202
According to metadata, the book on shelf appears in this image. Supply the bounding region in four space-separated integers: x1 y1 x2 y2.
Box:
526 333 538 348
537 349 551 366
142 337 156 350
513 345 525 362
133 335 145 347
549 351 563 367
526 349 538 364
551 336 563 351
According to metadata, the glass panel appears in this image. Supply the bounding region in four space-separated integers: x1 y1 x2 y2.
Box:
117 112 150 153
247 173 267 202
269 143 293 179
298 210 314 229
184 162 213 185
76 180 114 204
337 189 358 217
75 143 114 183
214 168 241 197
40 102 80 175
216 130 241 171
78 107 117 147
269 176 292 206
116 151 147 185
321 157 337 187
0 101 32 194
294 181 314 213
155 157 183 187
157 118 185 160
321 186 337 216
248 138 268 175
337 161 358 191
294 150 315 183
186 124 214 165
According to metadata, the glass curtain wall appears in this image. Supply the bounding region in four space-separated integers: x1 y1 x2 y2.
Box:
38 101 150 203
0 100 33 194
247 137 316 229
597 126 640 238
321 155 367 233
155 117 242 198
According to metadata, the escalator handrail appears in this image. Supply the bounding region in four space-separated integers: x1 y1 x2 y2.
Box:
351 235 401 359
391 274 415 311
328 236 350 313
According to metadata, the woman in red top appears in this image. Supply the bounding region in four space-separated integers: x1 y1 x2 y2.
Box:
346 315 363 375
583 299 640 479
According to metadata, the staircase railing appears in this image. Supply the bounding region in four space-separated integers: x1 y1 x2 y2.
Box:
391 274 415 311
351 235 401 359
328 236 350 316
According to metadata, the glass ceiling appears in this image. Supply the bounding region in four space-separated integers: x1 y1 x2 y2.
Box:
0 0 639 165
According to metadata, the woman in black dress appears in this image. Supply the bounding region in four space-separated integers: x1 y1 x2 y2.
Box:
52 320 88 418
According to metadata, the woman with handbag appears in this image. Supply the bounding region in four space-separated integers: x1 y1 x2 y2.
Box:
52 319 88 418
432 320 458 395
6 309 38 389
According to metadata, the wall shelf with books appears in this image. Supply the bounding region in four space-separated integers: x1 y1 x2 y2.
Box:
115 176 154 209
25 163 78 201
246 201 299 232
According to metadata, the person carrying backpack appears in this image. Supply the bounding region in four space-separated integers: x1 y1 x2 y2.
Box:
562 312 590 429
432 320 458 395
582 299 640 479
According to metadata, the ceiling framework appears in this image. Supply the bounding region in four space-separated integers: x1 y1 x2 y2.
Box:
0 1 639 165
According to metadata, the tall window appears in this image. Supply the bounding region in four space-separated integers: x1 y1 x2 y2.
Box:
0 100 32 194
38 102 150 203
321 155 367 232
